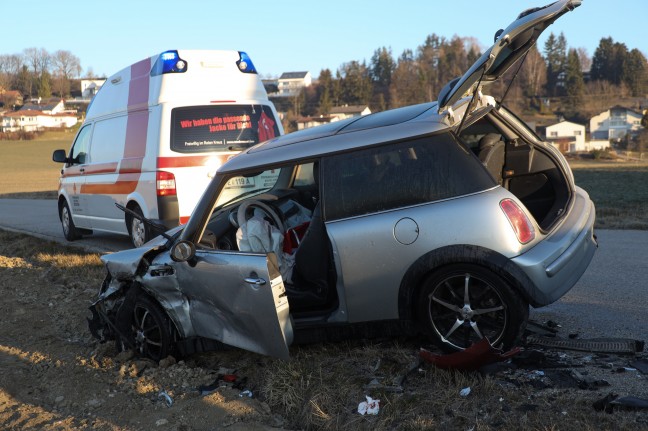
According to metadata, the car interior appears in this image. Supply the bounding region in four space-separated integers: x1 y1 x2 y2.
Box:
458 113 571 231
198 162 340 314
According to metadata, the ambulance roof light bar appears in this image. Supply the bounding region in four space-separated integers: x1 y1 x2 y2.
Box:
151 50 187 76
237 51 257 74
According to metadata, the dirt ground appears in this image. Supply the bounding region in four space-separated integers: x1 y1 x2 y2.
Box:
1 230 647 431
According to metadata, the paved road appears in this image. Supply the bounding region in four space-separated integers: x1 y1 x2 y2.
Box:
0 198 646 341
0 198 131 253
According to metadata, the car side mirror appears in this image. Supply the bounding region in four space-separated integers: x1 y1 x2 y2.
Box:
52 149 68 163
170 240 196 262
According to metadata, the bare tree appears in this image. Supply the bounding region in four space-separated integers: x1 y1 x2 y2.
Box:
576 47 592 72
23 47 50 75
52 50 82 80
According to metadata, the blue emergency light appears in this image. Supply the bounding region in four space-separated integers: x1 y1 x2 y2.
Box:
236 52 257 74
151 50 187 76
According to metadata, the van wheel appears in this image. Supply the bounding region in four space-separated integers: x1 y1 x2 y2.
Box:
417 264 528 352
127 205 150 248
60 200 81 241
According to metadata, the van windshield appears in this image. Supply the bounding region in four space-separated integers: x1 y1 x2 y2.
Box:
170 104 280 153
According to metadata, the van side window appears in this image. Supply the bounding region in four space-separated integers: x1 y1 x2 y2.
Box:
90 117 127 163
70 125 92 165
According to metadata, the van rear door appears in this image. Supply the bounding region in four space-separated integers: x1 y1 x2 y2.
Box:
162 104 281 223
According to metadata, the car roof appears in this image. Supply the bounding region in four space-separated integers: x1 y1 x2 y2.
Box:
219 101 447 173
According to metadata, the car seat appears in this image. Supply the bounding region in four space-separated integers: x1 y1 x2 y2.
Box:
477 133 505 184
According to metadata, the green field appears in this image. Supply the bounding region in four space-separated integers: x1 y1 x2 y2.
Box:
1 132 646 229
0 130 75 199
571 162 648 229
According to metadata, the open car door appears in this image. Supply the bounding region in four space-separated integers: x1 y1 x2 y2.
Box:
171 250 292 359
438 0 582 113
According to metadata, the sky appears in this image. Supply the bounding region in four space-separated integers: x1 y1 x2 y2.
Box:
3 0 647 79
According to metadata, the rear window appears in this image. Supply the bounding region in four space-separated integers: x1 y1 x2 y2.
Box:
170 105 280 153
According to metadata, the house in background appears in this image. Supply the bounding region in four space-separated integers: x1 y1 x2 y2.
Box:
544 120 587 153
1 100 78 132
330 105 371 121
296 105 372 130
590 105 643 142
276 72 311 96
0 88 23 108
81 79 106 99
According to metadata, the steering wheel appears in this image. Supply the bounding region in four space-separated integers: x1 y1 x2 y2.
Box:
236 200 285 234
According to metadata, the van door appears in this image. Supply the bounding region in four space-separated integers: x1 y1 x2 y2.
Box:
170 250 292 359
61 124 93 228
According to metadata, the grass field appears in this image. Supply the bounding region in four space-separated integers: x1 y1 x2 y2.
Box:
1 132 647 229
571 162 648 229
0 130 75 199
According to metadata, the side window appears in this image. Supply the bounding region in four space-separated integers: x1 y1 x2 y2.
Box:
322 134 494 220
69 125 92 165
89 116 127 163
293 162 314 187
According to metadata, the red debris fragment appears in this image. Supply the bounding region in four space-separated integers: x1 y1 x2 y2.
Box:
420 338 520 371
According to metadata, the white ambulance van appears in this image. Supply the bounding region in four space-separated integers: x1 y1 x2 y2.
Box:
53 50 283 247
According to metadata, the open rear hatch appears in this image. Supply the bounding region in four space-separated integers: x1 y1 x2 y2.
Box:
444 0 582 231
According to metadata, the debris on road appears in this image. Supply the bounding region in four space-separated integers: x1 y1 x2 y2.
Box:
420 338 520 371
358 396 380 415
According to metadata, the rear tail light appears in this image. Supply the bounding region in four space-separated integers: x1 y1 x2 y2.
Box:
156 171 177 196
500 198 535 244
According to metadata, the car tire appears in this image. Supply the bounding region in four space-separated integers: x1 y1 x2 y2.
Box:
119 295 175 362
60 200 82 241
127 204 150 248
417 264 528 352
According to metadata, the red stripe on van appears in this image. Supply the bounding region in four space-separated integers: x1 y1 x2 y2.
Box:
82 180 140 195
157 155 231 169
80 58 151 195
83 162 118 175
119 157 145 173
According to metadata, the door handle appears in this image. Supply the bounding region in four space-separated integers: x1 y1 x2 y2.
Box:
244 277 266 286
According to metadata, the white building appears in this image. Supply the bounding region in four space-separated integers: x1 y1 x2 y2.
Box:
330 105 371 121
296 105 372 130
0 109 77 132
277 72 311 97
590 106 643 142
81 79 106 99
545 120 586 152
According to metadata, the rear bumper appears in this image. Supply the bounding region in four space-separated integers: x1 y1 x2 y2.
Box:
511 187 597 306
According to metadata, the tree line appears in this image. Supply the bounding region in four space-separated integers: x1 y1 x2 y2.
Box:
1 33 646 124
281 33 648 131
0 49 90 106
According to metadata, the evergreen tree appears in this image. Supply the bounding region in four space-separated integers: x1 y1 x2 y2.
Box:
317 69 333 115
338 61 372 106
544 32 567 96
370 47 395 109
622 49 648 97
389 49 423 107
564 49 584 115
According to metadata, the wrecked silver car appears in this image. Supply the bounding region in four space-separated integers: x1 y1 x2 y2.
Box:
89 0 595 361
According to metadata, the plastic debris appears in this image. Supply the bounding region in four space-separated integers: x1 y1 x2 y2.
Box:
526 336 644 354
630 358 648 374
593 392 648 413
459 387 471 397
358 396 380 415
198 373 248 395
239 390 253 398
420 338 520 371
157 391 173 407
